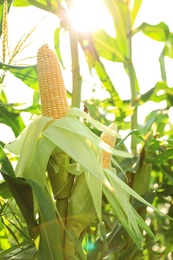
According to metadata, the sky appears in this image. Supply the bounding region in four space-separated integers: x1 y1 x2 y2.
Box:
1 0 173 143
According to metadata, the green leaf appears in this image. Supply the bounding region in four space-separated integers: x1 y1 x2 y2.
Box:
0 2 4 37
93 29 125 62
0 63 38 91
130 0 142 27
105 169 165 217
64 174 95 259
79 34 122 104
43 117 105 184
85 171 102 222
0 103 25 137
135 22 170 41
5 117 55 188
103 169 155 250
27 179 63 260
157 184 173 197
0 145 15 176
117 241 154 260
54 27 64 68
17 103 41 115
13 0 31 6
163 32 173 58
103 0 129 58
0 181 13 198
0 240 37 259
146 149 173 164
119 155 140 174
1 172 38 239
27 0 59 15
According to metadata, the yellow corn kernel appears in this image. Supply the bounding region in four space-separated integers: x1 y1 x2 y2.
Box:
37 44 69 119
100 123 117 169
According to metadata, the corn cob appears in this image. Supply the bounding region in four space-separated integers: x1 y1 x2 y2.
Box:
37 44 73 249
100 123 117 169
37 44 69 119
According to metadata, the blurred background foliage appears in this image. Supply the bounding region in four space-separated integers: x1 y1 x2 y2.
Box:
0 0 173 259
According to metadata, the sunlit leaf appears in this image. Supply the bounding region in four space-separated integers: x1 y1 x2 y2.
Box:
54 27 64 68
13 0 31 7
27 0 59 15
134 22 170 41
0 63 38 90
103 0 129 58
130 0 142 27
79 34 122 104
163 33 173 58
0 103 25 137
103 169 155 249
85 171 102 222
6 117 55 187
93 29 125 62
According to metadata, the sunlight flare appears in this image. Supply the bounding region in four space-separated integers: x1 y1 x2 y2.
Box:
68 0 106 32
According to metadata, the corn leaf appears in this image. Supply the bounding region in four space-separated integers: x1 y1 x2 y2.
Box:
134 22 170 41
93 29 125 62
27 179 63 260
64 174 95 259
0 104 25 137
103 169 155 249
54 27 65 69
13 0 31 6
43 120 105 184
130 0 142 27
103 0 129 58
50 113 131 159
67 107 119 137
0 2 4 37
1 172 38 239
27 0 59 15
6 117 55 187
0 241 36 259
79 36 122 103
0 181 12 199
84 171 102 222
0 63 38 91
0 145 15 176
104 168 169 218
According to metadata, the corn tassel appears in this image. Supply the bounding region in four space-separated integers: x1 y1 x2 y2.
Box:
100 123 117 169
37 44 69 119
2 0 8 64
37 44 73 248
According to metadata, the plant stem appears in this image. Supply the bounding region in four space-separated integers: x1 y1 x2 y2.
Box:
67 0 82 108
159 50 167 82
127 3 138 154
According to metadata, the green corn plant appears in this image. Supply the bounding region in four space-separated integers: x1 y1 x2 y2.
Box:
4 44 167 259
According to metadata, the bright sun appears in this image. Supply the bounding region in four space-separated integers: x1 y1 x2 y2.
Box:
68 0 108 32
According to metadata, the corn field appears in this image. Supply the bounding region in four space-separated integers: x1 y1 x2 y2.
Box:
0 0 173 259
